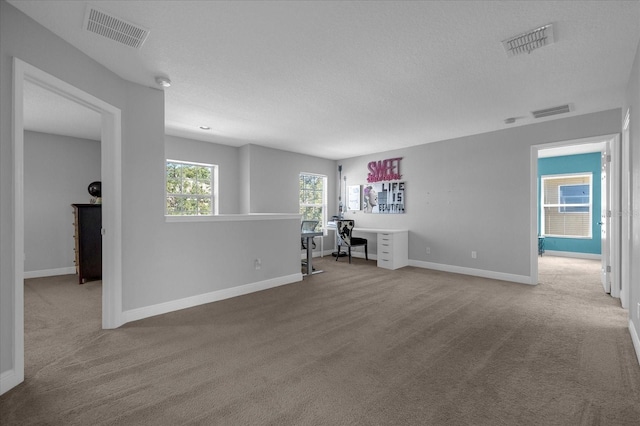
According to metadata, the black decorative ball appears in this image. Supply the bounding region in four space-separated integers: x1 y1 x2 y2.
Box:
88 181 101 198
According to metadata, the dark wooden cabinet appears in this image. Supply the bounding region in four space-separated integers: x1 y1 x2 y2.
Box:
72 204 102 284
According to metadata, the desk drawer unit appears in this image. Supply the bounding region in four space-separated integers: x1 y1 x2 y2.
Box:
377 231 408 270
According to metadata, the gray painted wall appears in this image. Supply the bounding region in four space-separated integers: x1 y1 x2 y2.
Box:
1 2 302 382
625 40 640 343
239 145 251 214
245 144 338 250
166 141 339 255
338 109 622 278
24 131 101 273
246 144 337 215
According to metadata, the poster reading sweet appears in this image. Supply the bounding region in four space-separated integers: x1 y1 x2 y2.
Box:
363 181 405 214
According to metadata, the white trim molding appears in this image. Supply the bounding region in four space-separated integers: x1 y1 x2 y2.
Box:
542 251 601 260
409 260 533 285
0 369 22 396
7 57 123 396
24 267 76 279
122 273 303 324
14 58 124 330
166 213 300 223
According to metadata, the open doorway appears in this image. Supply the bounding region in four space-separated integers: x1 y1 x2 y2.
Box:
23 80 102 281
530 134 621 303
9 58 123 392
22 80 104 374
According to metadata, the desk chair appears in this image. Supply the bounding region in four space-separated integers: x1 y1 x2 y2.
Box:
301 220 319 250
335 219 368 263
301 220 319 273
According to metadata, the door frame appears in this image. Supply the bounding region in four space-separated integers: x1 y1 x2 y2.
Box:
530 133 621 290
601 146 612 293
8 58 123 391
621 109 631 308
603 137 622 297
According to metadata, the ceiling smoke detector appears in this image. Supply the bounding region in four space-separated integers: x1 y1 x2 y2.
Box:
502 24 554 57
83 6 150 49
155 76 171 88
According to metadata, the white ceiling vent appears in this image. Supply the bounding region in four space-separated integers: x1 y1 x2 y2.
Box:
502 24 554 57
83 6 149 49
531 104 572 119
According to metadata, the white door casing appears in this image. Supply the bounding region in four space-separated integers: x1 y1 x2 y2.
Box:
3 58 123 396
601 149 611 293
621 110 631 309
602 136 621 298
531 134 621 297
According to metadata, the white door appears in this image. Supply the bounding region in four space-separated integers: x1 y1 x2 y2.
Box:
600 150 611 293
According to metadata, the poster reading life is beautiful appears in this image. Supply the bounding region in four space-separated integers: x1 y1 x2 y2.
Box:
363 182 405 214
363 157 405 214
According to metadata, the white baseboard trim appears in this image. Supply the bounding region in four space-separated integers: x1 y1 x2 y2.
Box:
0 368 23 396
630 319 640 366
543 251 601 260
122 273 303 324
319 250 377 260
24 267 75 279
301 251 328 259
409 260 533 285
348 251 376 260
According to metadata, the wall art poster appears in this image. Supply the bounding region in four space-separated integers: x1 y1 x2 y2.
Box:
363 181 405 214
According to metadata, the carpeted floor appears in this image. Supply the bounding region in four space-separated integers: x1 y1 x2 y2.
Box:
1 256 639 425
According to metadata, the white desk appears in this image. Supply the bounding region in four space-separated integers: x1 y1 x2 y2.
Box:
327 223 409 270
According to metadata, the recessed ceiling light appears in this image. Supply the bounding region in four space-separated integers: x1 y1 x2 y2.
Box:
199 126 211 130
155 76 171 87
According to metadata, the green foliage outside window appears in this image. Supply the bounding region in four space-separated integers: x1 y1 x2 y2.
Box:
299 173 326 225
166 161 214 215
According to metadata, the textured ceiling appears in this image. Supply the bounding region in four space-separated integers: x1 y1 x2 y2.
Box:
10 0 640 159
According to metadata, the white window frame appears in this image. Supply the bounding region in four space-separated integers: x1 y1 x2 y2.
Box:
299 172 328 232
540 172 592 238
166 159 219 216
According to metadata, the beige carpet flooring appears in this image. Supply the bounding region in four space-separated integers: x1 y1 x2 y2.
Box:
1 256 639 425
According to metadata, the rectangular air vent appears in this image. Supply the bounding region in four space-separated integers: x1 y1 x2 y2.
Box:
531 104 572 119
502 24 554 57
83 6 149 49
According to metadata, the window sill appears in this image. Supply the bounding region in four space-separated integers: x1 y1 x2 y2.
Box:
541 235 592 240
165 213 301 223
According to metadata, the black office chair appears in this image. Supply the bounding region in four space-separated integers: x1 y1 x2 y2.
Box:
335 219 368 263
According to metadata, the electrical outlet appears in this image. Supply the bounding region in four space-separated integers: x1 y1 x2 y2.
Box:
426 247 431 255
637 302 640 320
471 251 477 259
254 258 261 270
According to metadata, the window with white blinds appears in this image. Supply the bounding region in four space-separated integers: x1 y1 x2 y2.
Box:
541 173 592 238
